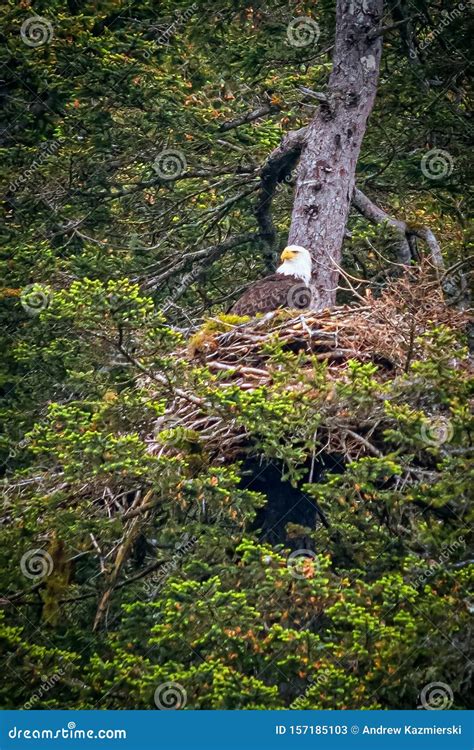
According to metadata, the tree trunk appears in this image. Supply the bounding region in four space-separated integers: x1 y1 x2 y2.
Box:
288 0 384 309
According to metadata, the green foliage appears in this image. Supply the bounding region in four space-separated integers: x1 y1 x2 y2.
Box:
1 286 472 708
0 0 472 712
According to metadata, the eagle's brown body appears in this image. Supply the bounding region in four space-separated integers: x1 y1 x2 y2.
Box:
230 272 311 317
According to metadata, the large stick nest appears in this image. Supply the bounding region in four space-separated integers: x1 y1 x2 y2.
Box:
152 271 469 463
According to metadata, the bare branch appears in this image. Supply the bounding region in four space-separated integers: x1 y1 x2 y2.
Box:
409 227 444 269
254 127 308 268
93 489 154 630
367 17 413 40
298 87 328 103
142 228 259 291
352 187 411 264
160 233 259 308
352 187 445 271
98 166 256 202
219 104 281 132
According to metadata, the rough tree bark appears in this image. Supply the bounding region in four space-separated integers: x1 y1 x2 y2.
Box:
288 0 384 309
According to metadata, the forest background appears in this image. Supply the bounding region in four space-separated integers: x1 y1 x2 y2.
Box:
0 0 472 711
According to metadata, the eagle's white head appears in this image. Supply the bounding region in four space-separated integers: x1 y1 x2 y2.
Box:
277 245 311 285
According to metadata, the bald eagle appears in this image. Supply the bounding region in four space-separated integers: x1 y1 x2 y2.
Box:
230 245 312 317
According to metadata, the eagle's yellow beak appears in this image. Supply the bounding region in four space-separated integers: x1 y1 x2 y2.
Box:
280 247 296 261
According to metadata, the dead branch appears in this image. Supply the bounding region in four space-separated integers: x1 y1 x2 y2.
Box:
352 187 444 269
158 233 259 308
352 187 411 264
367 17 414 40
219 104 281 132
93 489 154 630
254 127 308 266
